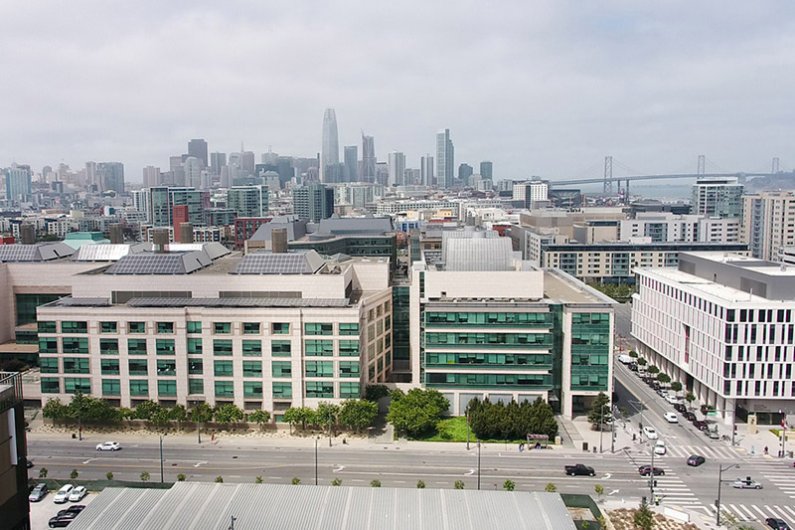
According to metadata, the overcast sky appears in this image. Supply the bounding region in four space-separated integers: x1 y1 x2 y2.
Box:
1 1 794 183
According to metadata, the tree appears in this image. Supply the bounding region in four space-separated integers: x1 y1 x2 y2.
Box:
168 405 188 426
468 397 558 440
503 480 516 491
215 476 224 483
248 410 271 430
106 471 114 481
339 399 378 433
387 389 449 437
588 393 611 428
214 403 244 424
283 408 301 433
637 357 647 367
670 381 683 393
291 477 301 485
133 400 162 421
190 403 214 424
140 471 150 482
629 350 638 358
331 478 342 486
284 407 317 431
42 398 70 421
370 479 382 488
70 469 79 480
149 406 172 432
365 385 389 402
594 484 604 498
416 480 426 489
317 402 340 437
255 476 263 484
656 373 671 384
177 473 186 482
633 502 655 530
544 483 557 493
685 392 696 409
454 480 465 490
38 467 48 479
647 365 660 375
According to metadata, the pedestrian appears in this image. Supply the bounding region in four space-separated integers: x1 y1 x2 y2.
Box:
764 446 768 455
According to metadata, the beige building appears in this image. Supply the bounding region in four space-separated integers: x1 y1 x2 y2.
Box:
743 191 795 261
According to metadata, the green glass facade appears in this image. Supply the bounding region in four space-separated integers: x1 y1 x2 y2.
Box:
569 312 610 392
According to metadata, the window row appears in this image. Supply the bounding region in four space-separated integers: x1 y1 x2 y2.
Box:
40 320 361 336
424 312 552 326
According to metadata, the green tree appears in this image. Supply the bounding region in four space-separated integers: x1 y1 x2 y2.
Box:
339 399 378 433
503 480 516 491
656 373 671 384
189 403 214 424
637 357 647 366
370 479 382 488
364 384 389 402
544 483 557 493
106 471 114 481
317 402 340 437
633 502 655 530
248 410 271 430
38 467 48 479
416 480 426 489
42 398 70 420
387 389 449 437
670 381 683 393
454 480 465 490
284 407 318 431
283 407 301 433
588 393 611 427
647 365 660 376
685 392 696 409
149 406 172 432
140 471 150 482
594 484 604 498
215 476 224 483
255 476 263 484
70 469 79 480
168 404 188 426
291 477 301 485
214 403 244 424
331 477 342 486
628 350 638 358
177 473 186 482
133 400 162 421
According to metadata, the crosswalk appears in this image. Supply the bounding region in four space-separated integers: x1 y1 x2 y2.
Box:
696 503 795 523
647 466 702 508
760 461 795 500
662 444 743 460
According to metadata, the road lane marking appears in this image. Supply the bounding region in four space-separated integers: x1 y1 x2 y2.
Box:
333 465 345 472
82 458 96 464
194 461 207 468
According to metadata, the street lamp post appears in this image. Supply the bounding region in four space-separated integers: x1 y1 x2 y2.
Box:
476 440 481 490
314 436 319 486
716 463 740 526
466 412 470 451
159 434 165 483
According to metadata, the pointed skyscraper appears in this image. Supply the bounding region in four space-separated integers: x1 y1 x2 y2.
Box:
321 108 339 183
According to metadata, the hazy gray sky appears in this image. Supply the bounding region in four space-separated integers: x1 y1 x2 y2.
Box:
1 1 794 182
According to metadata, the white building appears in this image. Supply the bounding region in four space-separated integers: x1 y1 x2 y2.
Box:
513 180 549 208
388 152 406 187
632 251 795 426
619 213 741 243
743 191 795 261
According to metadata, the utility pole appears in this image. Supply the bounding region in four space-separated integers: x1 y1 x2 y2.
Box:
477 441 481 491
159 434 165 483
314 436 319 485
716 464 740 526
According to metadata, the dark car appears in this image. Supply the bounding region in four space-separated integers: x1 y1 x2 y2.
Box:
628 363 638 372
28 483 48 502
26 458 33 469
638 465 665 476
683 411 697 421
687 455 706 467
564 464 596 476
48 512 78 528
766 518 791 530
57 505 86 517
673 403 687 413
693 420 708 431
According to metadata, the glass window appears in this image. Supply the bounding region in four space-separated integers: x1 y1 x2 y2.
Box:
305 361 333 378
243 322 261 335
40 357 59 374
127 339 148 355
62 338 88 354
305 323 333 335
129 379 149 397
41 378 60 394
100 338 119 355
127 321 146 334
242 340 261 356
156 359 176 376
187 338 203 355
128 359 148 376
189 358 203 375
63 357 89 374
100 321 118 334
339 382 360 398
64 378 90 394
101 359 120 375
214 322 231 334
338 323 359 336
338 340 359 356
305 340 333 356
244 381 263 398
16 293 60 325
271 323 290 334
156 339 176 356
214 381 234 398
272 361 292 378
213 339 233 356
214 360 233 377
158 380 177 397
242 361 262 377
339 361 360 378
156 322 174 334
187 321 202 334
271 340 292 356
188 378 204 395
61 321 87 333
39 337 58 353
273 382 292 398
38 321 56 333
305 381 333 398
102 379 120 396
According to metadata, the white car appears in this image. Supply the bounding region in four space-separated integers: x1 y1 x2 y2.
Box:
654 440 667 455
642 426 658 440
664 412 678 423
53 484 74 504
665 394 681 405
96 441 121 451
617 354 634 364
68 485 87 502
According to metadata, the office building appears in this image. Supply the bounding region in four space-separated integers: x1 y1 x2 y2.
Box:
293 183 334 223
227 185 269 218
97 162 125 194
420 155 434 186
361 133 376 183
0 372 29 530
4 166 32 205
188 139 208 168
435 129 454 189
513 180 549 208
633 252 795 426
183 157 203 189
410 231 614 418
139 187 208 227
388 152 406 187
343 145 358 182
692 177 743 219
742 191 795 261
210 152 226 177
458 163 473 186
480 161 493 180
142 166 160 188
321 108 339 183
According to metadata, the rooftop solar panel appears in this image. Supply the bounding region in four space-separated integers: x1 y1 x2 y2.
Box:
232 251 324 275
105 252 209 275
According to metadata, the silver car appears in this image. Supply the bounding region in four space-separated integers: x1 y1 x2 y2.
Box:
732 477 763 489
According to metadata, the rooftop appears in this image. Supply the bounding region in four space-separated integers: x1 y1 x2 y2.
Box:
0 243 75 262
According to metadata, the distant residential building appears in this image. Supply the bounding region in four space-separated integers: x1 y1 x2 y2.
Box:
228 185 269 218
742 191 795 261
321 108 340 183
375 162 389 187
420 155 434 186
480 161 493 180
139 187 208 227
513 180 549 208
388 152 406 187
4 165 32 205
619 213 741 243
343 145 358 182
692 177 743 219
142 166 160 188
293 183 334 222
435 129 454 189
188 139 208 167
234 217 271 249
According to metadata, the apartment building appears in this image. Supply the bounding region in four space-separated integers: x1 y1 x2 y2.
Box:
619 213 741 243
742 191 795 261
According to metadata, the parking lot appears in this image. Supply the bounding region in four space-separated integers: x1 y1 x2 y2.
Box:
29 484 96 529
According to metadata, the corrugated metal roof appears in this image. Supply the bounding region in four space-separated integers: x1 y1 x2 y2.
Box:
67 483 577 530
442 236 514 271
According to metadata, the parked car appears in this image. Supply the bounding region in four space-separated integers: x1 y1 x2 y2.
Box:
673 403 687 413
96 441 121 451
564 464 596 476
687 455 706 467
638 465 665 476
693 420 708 431
29 483 48 502
48 512 78 528
642 426 658 440
26 458 34 468
68 486 87 502
53 484 74 504
617 354 633 364
57 505 86 517
628 363 639 372
732 477 763 489
665 394 681 405
683 411 697 422
654 440 667 455
765 518 791 530
664 412 678 423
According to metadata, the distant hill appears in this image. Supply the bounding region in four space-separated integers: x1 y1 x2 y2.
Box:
746 174 795 193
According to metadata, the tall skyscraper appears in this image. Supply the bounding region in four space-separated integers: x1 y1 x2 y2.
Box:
344 145 358 182
228 185 269 217
240 150 256 176
361 133 376 183
97 162 125 194
142 166 160 188
4 164 32 205
420 155 434 186
436 129 454 189
188 139 208 167
458 163 473 186
293 182 334 222
321 108 339 183
85 161 97 190
184 157 203 189
388 152 406 186
210 152 226 177
480 161 493 180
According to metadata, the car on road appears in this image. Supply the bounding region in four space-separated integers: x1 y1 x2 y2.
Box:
732 477 763 489
683 411 697 421
29 483 48 502
617 354 634 364
664 394 681 405
673 403 687 413
686 455 706 467
96 441 121 451
628 363 638 372
664 412 678 423
638 465 665 476
642 426 658 439
693 420 708 431
68 486 87 502
766 518 792 530
48 512 78 528
654 440 667 455
53 484 74 503
57 505 86 517
564 464 596 476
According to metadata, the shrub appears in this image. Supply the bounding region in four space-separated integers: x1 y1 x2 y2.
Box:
370 479 381 488
503 480 515 491
454 480 465 490
140 471 150 482
416 480 426 489
331 477 342 486
106 471 114 481
38 467 48 479
255 476 263 484
215 476 224 483
544 483 556 492
70 469 79 480
177 473 186 482
291 477 301 485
